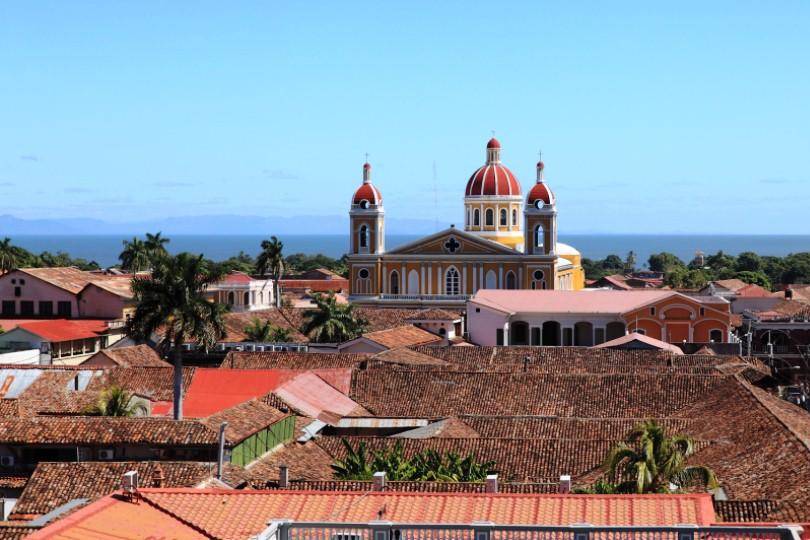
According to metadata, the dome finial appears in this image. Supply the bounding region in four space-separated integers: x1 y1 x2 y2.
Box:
362 154 371 184
536 149 545 183
486 135 501 164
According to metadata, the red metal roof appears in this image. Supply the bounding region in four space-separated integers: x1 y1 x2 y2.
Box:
352 182 383 205
465 163 521 197
15 319 110 342
527 181 554 205
29 489 721 539
486 137 501 149
219 271 253 284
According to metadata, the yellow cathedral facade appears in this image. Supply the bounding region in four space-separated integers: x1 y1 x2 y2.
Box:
347 138 585 307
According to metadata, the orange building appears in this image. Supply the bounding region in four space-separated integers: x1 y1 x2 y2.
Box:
347 138 585 308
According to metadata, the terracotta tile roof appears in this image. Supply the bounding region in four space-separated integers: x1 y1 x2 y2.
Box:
14 319 111 342
219 271 254 284
82 277 134 299
736 284 771 297
221 351 368 369
200 399 288 444
16 267 102 294
404 309 463 321
456 415 696 440
245 440 337 485
355 307 445 332
359 325 441 349
713 279 749 292
371 348 451 367
11 461 231 518
0 416 218 446
0 473 28 489
0 523 37 540
86 366 195 402
350 370 728 417
222 309 307 342
31 489 718 539
83 344 170 367
714 500 781 522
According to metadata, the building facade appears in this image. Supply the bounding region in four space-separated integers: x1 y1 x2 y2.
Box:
347 138 585 307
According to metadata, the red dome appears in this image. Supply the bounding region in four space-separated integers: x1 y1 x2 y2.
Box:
352 182 382 205
486 137 501 149
465 164 521 197
527 182 554 206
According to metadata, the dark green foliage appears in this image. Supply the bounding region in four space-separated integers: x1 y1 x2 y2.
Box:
125 253 227 420
302 292 368 343
286 252 349 277
582 254 626 280
332 439 495 482
582 420 717 494
243 318 292 342
85 385 146 417
647 252 685 273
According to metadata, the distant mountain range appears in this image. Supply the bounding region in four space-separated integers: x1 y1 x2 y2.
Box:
0 214 443 236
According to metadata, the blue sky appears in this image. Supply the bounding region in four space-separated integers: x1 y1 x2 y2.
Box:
0 1 808 233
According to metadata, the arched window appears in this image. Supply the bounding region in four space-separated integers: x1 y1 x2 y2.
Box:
485 209 494 226
243 292 250 305
359 225 368 248
445 267 460 296
534 225 544 253
390 271 400 295
473 209 480 226
355 268 371 295
512 208 517 226
484 270 497 289
227 291 235 305
499 209 507 226
709 329 723 342
505 271 516 289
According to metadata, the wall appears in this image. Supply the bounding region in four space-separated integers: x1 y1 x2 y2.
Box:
467 303 509 346
0 271 78 317
78 285 127 319
623 295 731 343
230 415 296 467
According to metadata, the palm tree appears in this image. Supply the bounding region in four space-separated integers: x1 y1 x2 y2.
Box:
144 232 170 261
119 237 150 273
0 238 18 272
255 236 285 308
244 318 294 343
603 420 718 493
126 253 227 420
86 385 146 417
302 292 368 343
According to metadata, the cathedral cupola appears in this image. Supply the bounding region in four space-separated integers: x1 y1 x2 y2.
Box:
350 161 384 255
526 160 556 209
463 138 524 251
351 162 383 208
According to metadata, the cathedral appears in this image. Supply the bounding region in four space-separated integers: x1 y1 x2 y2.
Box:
347 138 585 307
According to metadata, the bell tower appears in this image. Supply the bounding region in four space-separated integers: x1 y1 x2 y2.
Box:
524 160 557 256
349 162 385 255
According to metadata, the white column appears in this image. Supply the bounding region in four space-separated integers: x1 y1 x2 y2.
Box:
428 264 432 294
472 264 477 292
518 267 524 289
437 265 443 294
420 266 426 294
382 264 387 293
401 264 406 293
503 322 510 346
498 265 504 289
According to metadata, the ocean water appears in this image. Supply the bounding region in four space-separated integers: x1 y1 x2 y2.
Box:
7 234 810 268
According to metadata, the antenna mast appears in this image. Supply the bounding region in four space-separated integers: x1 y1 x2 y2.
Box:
432 160 438 231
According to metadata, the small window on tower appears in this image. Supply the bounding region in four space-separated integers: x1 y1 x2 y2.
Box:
485 209 494 226
359 225 368 248
473 209 480 226
359 200 369 209
358 269 369 279
499 209 507 226
512 209 517 226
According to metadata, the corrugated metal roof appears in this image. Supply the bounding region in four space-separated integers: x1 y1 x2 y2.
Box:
334 417 429 429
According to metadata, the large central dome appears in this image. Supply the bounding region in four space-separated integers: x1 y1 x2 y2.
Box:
464 138 522 197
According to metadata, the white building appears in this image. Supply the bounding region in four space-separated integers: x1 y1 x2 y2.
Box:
207 272 274 312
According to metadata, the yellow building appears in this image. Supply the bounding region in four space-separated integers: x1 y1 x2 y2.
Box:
347 138 584 307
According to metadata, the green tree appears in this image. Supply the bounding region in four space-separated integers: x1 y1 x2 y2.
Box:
243 318 292 342
782 253 810 284
302 292 368 343
256 237 285 308
126 253 227 420
0 238 18 272
119 237 151 272
734 271 771 289
216 251 255 274
735 251 762 273
144 232 170 261
332 439 494 482
706 250 735 272
648 252 685 273
85 385 146 417
624 251 637 273
602 420 717 494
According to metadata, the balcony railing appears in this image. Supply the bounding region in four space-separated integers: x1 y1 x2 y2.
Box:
257 521 804 540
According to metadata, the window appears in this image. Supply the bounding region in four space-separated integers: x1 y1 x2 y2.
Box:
650 307 656 316
531 269 545 290
485 209 494 226
20 301 34 316
227 292 235 306
473 209 480 226
1 301 15 316
496 328 504 346
499 209 507 226
709 329 723 342
438 328 446 336
534 225 544 252
512 208 517 226
243 292 250 305
445 267 460 296
14 287 21 298
39 301 53 316
390 271 400 295
358 268 369 279
355 268 371 295
57 301 72 317
359 225 368 248
359 200 369 209
505 271 516 289
700 307 705 316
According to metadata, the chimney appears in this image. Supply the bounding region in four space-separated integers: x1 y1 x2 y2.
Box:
152 463 164 488
279 464 289 488
373 471 386 491
785 286 794 300
122 470 139 494
558 474 572 494
485 474 498 493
